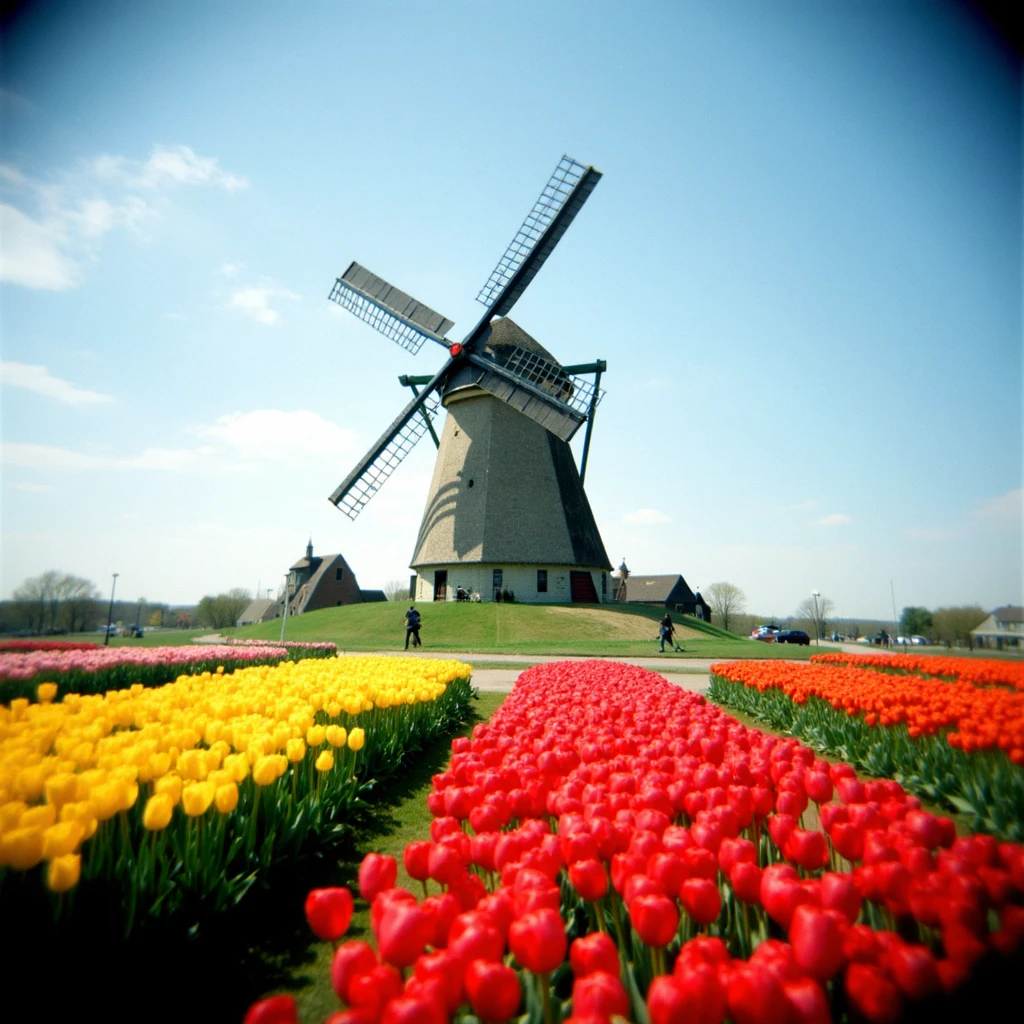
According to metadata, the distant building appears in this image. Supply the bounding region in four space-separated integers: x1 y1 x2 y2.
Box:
613 573 711 621
971 605 1023 649
237 599 276 626
245 541 387 622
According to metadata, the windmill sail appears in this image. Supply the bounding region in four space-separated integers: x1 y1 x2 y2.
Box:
329 383 443 520
475 156 602 321
329 262 454 355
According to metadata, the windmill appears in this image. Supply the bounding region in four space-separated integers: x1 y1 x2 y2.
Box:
327 155 612 604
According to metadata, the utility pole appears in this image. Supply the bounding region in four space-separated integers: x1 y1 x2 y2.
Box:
104 573 119 646
279 574 290 642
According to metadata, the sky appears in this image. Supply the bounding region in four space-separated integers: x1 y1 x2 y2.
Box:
1 0 1020 621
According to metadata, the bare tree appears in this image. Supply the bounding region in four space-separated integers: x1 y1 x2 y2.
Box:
795 594 835 642
703 582 746 633
932 605 987 648
383 579 410 601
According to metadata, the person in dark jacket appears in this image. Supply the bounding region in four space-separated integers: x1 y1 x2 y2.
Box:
404 606 422 649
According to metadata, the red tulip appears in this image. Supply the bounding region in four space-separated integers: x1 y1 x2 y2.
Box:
805 771 833 806
305 886 354 941
767 813 797 852
448 919 505 966
359 852 398 903
404 841 433 882
781 977 830 1024
464 959 522 1022
371 888 418 938
761 864 808 928
886 940 940 998
508 907 566 973
569 858 608 902
243 995 298 1024
570 931 620 978
680 878 721 926
381 996 446 1024
378 900 431 968
414 950 464 1014
726 962 790 1024
831 822 864 862
330 940 378 1002
513 884 560 918
819 872 861 924
325 1011 377 1024
348 965 404 1016
729 861 762 905
784 829 830 871
789 904 846 981
570 971 628 1019
629 892 680 947
844 962 903 1023
671 961 727 1024
717 837 756 876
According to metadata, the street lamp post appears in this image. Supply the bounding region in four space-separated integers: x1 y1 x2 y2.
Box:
811 590 821 646
104 573 119 646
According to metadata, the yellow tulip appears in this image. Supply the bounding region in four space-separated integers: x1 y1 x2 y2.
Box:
37 682 58 703
46 852 81 892
252 755 279 787
1 826 45 870
347 728 365 752
325 725 347 748
59 801 98 840
143 793 174 831
223 753 250 783
20 804 57 830
0 801 28 833
90 780 125 821
315 751 334 772
286 738 306 763
214 783 238 814
155 774 183 805
42 819 85 859
16 765 47 802
182 781 216 817
306 725 326 748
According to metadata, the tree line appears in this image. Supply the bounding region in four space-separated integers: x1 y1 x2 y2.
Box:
0 571 258 635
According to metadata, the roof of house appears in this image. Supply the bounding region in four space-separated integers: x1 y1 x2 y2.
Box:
992 605 1024 623
237 599 275 623
623 574 705 605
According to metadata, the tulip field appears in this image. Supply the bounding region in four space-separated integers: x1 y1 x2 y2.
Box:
0 641 338 703
709 658 1024 841
244 660 1024 1024
0 654 473 933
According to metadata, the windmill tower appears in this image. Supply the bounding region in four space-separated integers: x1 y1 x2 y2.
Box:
327 156 611 604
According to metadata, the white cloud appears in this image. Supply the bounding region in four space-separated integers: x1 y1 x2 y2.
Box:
193 409 357 462
0 442 197 471
137 145 248 192
623 508 673 525
972 488 1022 521
1 361 113 405
0 203 78 289
810 513 853 527
1 145 246 290
227 285 297 326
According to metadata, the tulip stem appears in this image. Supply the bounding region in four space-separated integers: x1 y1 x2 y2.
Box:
538 971 554 1024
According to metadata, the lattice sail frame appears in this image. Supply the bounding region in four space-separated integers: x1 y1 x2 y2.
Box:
495 345 604 418
476 156 591 309
331 391 441 520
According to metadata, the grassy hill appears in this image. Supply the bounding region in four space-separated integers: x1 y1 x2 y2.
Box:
228 601 829 659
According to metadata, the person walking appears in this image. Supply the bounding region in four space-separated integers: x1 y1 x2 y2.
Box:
404 605 422 649
659 612 680 653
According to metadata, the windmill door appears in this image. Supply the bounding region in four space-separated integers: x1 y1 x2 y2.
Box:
570 571 599 604
433 570 448 602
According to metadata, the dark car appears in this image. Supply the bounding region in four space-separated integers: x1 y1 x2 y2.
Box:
775 629 811 645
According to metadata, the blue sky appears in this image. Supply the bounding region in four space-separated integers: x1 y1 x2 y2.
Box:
1 0 1020 620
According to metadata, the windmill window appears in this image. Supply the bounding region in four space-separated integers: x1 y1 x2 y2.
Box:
467 479 474 488
335 568 344 582
492 569 503 597
537 570 547 593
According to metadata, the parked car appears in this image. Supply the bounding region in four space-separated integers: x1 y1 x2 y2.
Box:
775 629 811 645
750 626 780 642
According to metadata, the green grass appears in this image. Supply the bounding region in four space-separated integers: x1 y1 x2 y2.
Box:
228 601 835 660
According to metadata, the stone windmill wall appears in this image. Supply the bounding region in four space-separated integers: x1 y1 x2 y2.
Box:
410 318 611 603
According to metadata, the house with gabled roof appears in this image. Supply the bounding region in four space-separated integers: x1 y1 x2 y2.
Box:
613 573 711 621
971 605 1023 649
241 541 387 623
